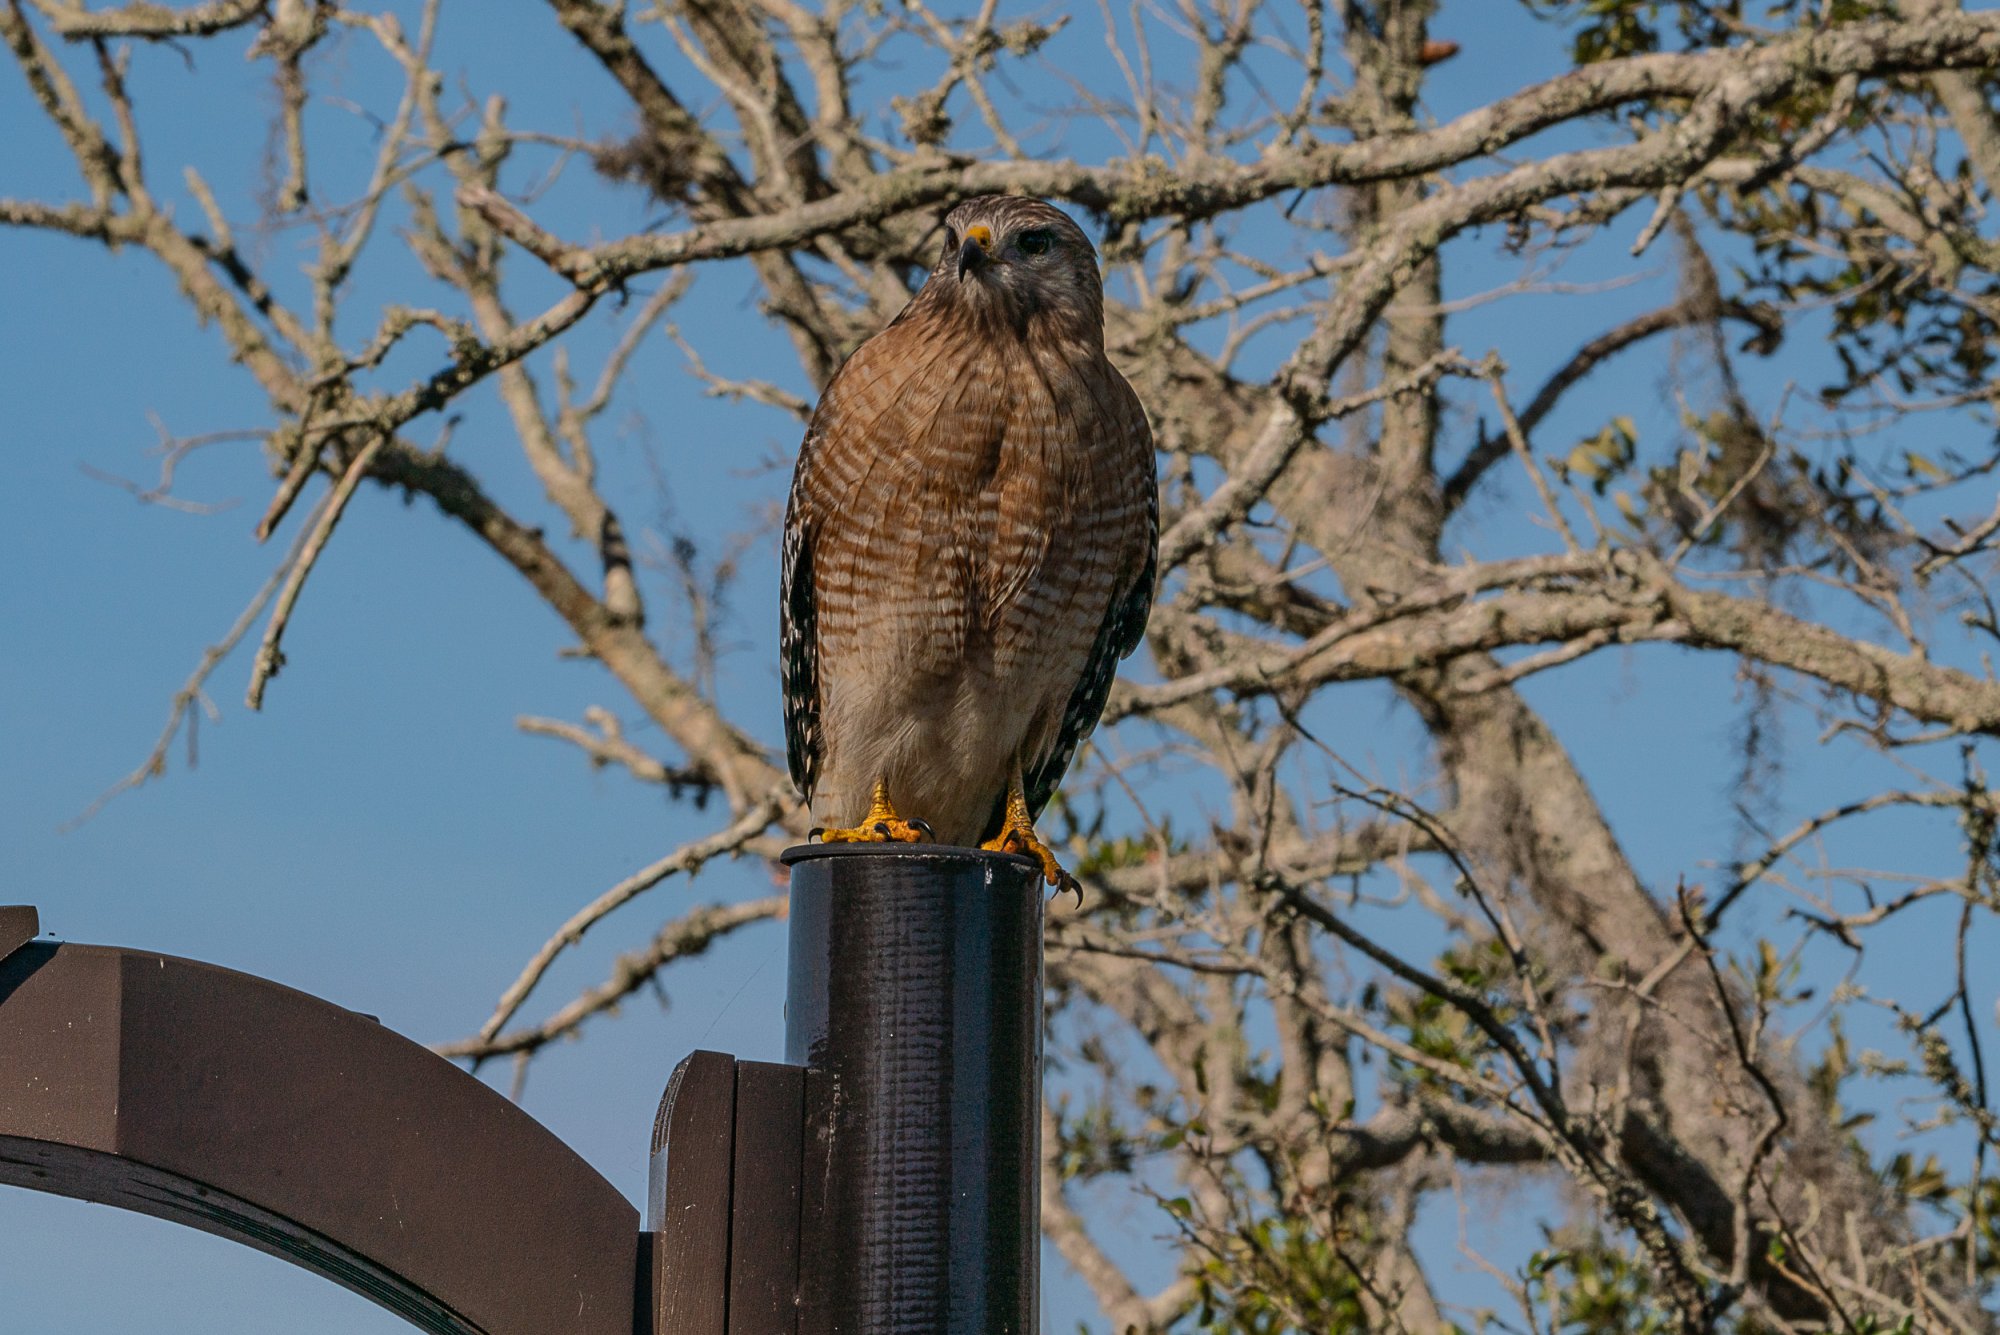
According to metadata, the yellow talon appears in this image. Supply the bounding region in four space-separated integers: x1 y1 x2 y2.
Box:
816 779 933 845
980 777 1072 895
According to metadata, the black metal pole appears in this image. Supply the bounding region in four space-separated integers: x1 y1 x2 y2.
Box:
782 844 1044 1335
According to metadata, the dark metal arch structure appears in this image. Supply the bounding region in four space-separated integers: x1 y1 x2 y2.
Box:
0 906 639 1335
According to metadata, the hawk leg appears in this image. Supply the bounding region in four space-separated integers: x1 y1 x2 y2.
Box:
980 773 1074 897
813 779 934 845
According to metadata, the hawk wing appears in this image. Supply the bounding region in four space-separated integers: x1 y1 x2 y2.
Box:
1023 394 1157 819
780 316 956 806
780 422 824 803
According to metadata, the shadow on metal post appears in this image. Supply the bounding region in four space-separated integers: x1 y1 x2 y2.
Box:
782 843 1045 1335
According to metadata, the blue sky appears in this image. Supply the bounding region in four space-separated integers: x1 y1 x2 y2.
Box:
4 2 1998 1331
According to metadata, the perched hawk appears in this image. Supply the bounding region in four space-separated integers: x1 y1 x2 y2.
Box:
781 195 1157 886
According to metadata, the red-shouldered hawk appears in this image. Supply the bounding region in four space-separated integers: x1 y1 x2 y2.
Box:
781 195 1157 887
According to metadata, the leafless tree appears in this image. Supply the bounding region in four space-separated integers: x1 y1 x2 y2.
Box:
10 0 2000 1328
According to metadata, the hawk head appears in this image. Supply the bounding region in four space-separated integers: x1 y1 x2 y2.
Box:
928 195 1102 336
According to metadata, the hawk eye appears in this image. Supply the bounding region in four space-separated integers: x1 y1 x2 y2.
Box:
1016 228 1056 257
943 226 960 251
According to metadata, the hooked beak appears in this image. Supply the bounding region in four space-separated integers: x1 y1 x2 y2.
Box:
955 224 993 282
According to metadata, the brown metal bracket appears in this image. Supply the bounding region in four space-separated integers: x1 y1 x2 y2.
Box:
0 905 38 964
0 914 638 1335
647 1051 804 1335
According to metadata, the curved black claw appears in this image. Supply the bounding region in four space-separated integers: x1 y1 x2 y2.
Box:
909 818 935 842
1049 871 1084 910
808 826 826 843
873 821 892 838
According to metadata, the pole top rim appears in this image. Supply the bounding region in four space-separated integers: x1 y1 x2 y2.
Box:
779 842 1040 872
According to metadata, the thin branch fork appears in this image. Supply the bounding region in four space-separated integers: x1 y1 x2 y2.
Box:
517 708 718 795
245 433 385 711
473 790 787 1046
1441 297 1781 510
437 894 787 1064
64 490 330 829
1156 349 1495 570
1485 369 1581 553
